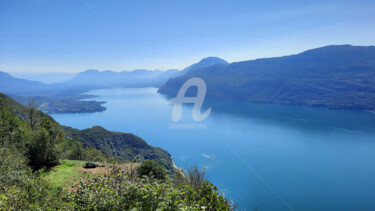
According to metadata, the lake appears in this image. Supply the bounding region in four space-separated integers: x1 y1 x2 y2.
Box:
52 88 375 211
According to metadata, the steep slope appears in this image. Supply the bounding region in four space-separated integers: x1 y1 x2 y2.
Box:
158 45 375 110
0 92 53 121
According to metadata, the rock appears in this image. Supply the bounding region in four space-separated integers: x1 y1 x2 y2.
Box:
83 163 97 168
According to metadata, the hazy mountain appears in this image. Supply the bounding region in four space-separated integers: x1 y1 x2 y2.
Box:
176 57 229 76
0 56 228 97
158 45 375 110
10 72 76 84
0 68 180 97
62 69 180 88
0 71 50 95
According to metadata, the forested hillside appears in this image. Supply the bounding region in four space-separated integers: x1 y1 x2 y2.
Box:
62 125 174 173
0 93 173 170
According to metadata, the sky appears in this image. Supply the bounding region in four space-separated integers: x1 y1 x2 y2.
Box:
0 0 375 73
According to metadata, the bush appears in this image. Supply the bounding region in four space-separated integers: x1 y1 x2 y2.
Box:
0 175 71 210
25 126 60 171
68 165 232 210
136 160 167 180
0 146 30 190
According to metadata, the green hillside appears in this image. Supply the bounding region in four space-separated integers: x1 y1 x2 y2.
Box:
0 92 173 172
62 125 174 173
0 92 232 210
0 92 53 121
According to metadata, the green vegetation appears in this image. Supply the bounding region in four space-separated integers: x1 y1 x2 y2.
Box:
68 165 232 210
13 94 107 114
0 93 52 121
43 160 88 188
1 92 174 172
136 160 167 180
62 125 174 174
0 92 232 210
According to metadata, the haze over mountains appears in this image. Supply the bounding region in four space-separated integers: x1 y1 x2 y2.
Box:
60 56 229 88
10 72 76 84
0 71 49 95
64 69 179 88
1 45 375 111
0 56 227 96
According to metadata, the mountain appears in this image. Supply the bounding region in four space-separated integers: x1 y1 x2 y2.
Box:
0 56 228 98
176 57 229 76
60 57 228 88
0 68 182 114
158 45 375 110
62 69 180 88
62 125 174 172
10 72 76 84
0 92 174 172
0 71 50 95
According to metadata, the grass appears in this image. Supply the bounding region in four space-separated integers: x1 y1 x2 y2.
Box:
42 160 137 191
43 160 88 189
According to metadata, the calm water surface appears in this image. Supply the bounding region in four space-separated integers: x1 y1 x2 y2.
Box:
52 88 375 211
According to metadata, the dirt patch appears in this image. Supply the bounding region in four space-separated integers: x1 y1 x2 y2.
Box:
77 163 140 175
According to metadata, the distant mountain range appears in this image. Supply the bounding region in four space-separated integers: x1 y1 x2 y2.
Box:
0 71 49 95
0 57 228 113
159 45 375 110
61 56 228 88
2 45 375 111
0 56 228 96
62 69 180 88
10 72 76 84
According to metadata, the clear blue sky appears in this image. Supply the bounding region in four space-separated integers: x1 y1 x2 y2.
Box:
1 0 374 73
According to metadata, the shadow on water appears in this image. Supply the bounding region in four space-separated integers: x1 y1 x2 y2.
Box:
205 100 375 133
160 90 375 134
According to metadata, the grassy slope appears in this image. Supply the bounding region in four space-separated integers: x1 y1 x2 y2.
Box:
43 160 88 189
43 160 139 190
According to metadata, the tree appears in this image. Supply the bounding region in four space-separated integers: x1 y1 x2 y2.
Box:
27 100 39 130
0 109 22 145
25 118 62 171
187 164 206 192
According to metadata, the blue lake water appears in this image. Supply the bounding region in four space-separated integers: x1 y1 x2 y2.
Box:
52 88 375 211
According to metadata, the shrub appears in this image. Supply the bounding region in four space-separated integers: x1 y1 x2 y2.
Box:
68 165 232 210
136 160 167 180
187 164 206 192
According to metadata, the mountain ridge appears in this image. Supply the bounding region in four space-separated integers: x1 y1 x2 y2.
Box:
158 45 375 111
